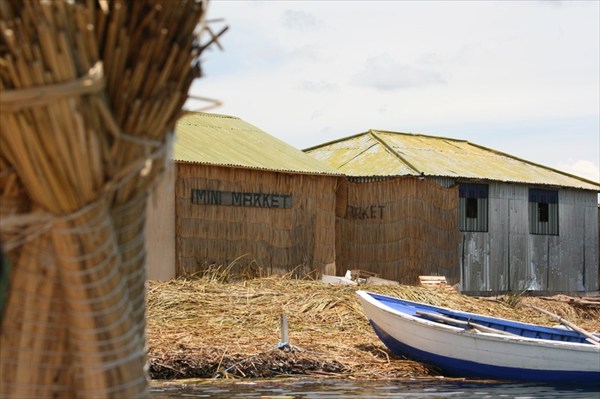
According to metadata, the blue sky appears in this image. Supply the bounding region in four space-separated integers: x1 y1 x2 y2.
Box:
187 0 600 184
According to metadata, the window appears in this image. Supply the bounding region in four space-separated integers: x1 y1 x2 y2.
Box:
529 188 558 235
466 197 478 219
538 202 549 223
459 183 488 232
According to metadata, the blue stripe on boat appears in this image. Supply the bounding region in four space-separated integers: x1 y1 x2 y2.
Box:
370 293 591 344
370 320 600 386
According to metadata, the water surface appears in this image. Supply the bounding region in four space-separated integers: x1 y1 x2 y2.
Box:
150 378 600 398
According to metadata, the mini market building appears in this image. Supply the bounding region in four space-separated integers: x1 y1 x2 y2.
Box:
145 113 341 279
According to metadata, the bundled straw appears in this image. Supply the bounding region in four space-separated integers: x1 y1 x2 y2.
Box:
99 0 207 342
0 1 213 398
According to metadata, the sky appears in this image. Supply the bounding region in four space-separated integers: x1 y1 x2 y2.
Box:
187 0 600 184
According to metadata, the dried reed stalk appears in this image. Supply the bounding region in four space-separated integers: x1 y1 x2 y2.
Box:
0 0 209 397
0 2 130 396
0 234 74 399
0 156 30 257
95 0 205 342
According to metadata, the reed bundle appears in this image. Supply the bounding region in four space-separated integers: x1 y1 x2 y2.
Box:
146 275 600 380
0 1 211 398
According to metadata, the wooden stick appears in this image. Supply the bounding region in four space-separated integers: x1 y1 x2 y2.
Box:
526 305 600 346
200 25 229 52
416 311 519 337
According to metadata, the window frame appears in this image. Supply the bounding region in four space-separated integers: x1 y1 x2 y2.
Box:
459 183 489 232
529 188 559 236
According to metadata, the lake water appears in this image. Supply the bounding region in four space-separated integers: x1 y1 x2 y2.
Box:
150 378 600 398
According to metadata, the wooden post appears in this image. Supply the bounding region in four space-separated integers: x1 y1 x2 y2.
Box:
526 305 600 346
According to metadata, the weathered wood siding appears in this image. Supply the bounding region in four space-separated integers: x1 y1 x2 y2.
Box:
145 162 176 280
335 177 460 284
175 163 338 277
452 181 599 293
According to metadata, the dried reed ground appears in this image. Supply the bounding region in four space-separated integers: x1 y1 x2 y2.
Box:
146 276 600 380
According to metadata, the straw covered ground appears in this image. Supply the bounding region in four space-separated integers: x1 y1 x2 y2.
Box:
146 275 600 381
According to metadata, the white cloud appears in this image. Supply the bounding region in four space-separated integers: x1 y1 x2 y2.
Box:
557 160 600 183
352 53 446 90
538 0 563 7
297 81 339 93
282 9 322 31
195 0 599 171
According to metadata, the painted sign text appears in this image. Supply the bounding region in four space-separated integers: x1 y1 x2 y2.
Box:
192 189 292 209
346 205 386 220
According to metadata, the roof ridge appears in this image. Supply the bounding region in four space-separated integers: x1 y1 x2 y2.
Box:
304 129 471 152
370 129 469 143
303 130 371 151
369 130 422 175
335 142 378 169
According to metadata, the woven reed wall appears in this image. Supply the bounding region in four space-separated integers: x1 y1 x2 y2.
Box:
336 177 460 284
175 163 338 277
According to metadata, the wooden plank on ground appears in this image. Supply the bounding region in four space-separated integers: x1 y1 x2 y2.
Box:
419 275 447 286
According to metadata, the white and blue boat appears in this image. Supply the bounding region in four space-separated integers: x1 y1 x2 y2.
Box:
357 291 600 385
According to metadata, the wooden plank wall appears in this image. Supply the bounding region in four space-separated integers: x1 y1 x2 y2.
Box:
556 189 598 291
175 163 338 277
145 161 176 280
335 177 460 285
460 184 599 293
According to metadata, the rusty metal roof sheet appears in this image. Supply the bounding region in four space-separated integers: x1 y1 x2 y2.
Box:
304 130 600 191
173 113 341 176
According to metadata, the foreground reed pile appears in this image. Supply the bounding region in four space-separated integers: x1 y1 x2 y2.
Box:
0 1 214 397
146 276 600 380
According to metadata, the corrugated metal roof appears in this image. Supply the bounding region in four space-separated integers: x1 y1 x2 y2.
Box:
305 130 600 191
173 112 341 176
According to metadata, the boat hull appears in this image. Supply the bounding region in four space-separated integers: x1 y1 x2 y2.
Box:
358 291 600 385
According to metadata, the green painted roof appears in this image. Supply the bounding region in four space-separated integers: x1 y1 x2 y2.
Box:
305 130 600 191
174 113 341 175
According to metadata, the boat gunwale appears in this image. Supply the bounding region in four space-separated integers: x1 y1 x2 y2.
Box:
356 290 600 352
